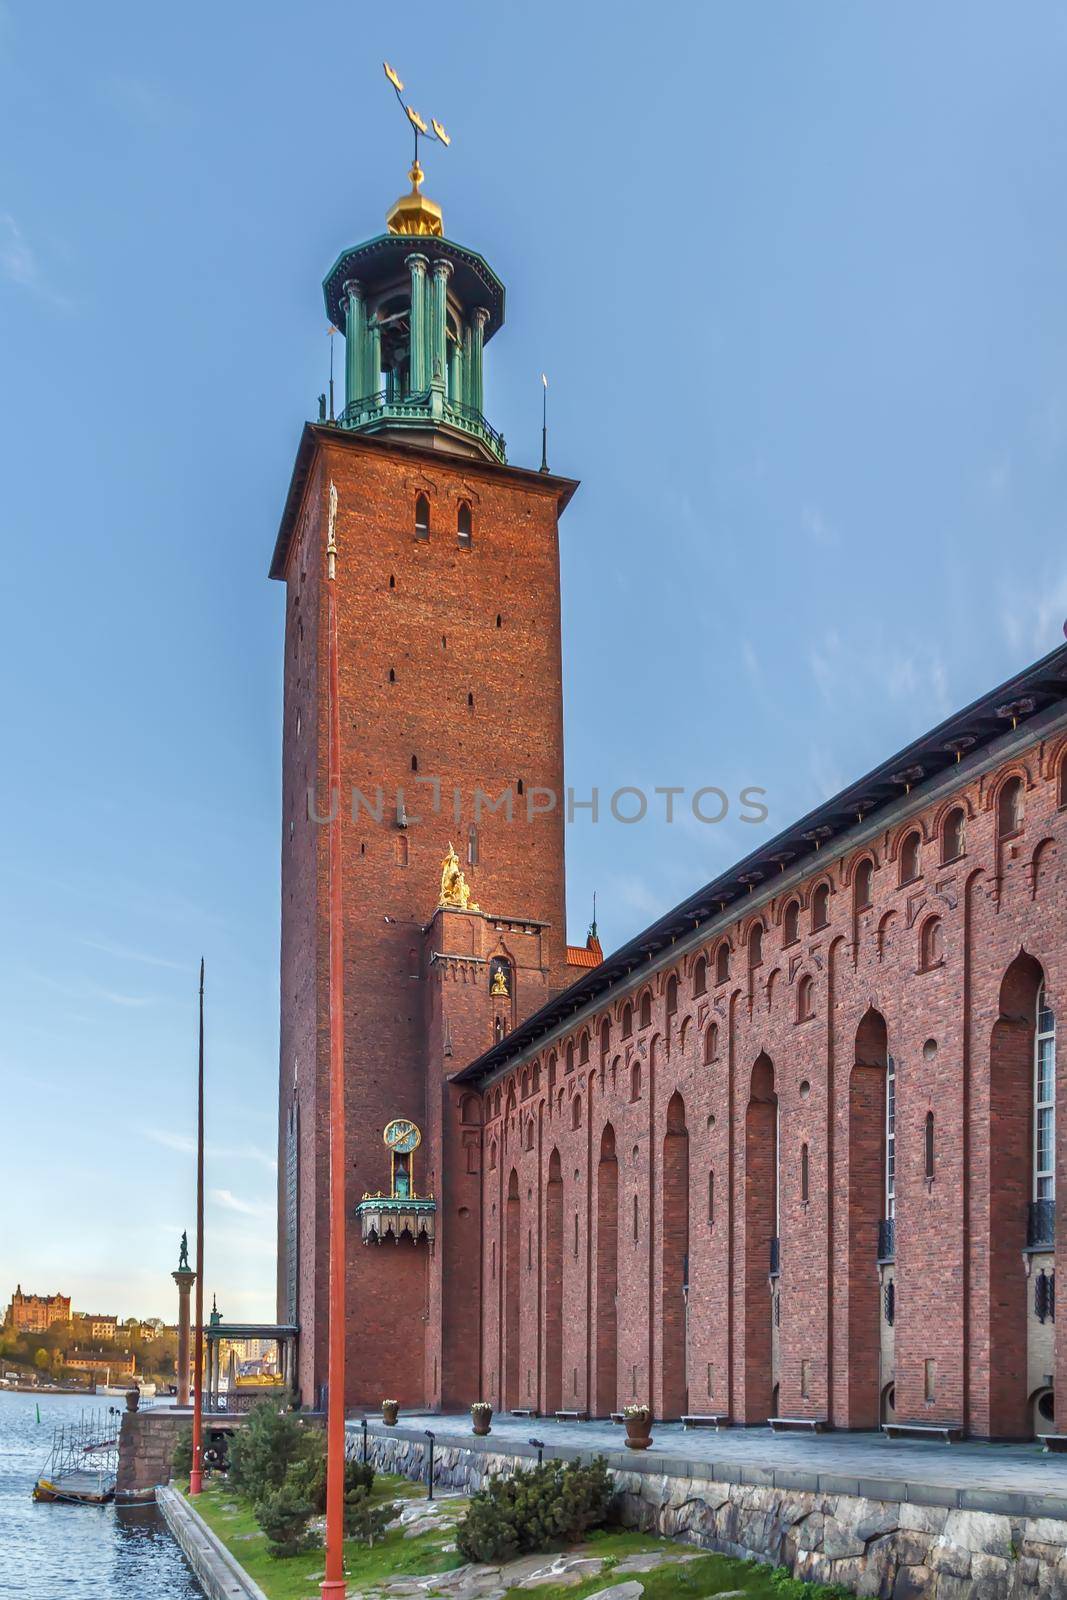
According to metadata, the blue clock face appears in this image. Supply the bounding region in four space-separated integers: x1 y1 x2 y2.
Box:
384 1118 421 1155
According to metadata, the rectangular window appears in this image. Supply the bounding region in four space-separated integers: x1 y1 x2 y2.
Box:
885 1055 896 1220
924 1359 936 1402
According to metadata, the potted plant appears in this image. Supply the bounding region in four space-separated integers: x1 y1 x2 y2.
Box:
470 1401 493 1437
381 1398 399 1426
621 1403 652 1450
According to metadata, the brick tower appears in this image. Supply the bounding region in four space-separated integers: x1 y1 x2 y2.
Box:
272 149 578 1408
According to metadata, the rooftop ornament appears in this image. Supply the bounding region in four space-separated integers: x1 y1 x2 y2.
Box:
383 62 451 238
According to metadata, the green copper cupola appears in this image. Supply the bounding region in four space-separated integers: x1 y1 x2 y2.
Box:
322 177 507 464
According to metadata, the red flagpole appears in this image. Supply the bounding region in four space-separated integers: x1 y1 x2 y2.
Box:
322 500 347 1599
189 957 205 1495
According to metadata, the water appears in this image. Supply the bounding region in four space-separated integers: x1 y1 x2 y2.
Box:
0 1391 204 1599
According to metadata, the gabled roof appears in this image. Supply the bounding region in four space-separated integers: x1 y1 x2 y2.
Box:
456 639 1067 1085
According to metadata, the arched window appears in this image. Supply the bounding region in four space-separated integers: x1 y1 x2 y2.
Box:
715 943 730 985
488 1138 497 1172
783 900 799 945
570 1095 582 1131
854 859 874 911
899 831 921 885
801 1142 810 1204
811 882 830 930
600 1019 611 1061
565 1042 574 1074
1059 750 1067 809
797 974 815 1021
457 500 473 548
924 1111 935 1180
621 1003 633 1039
920 917 944 971
665 974 678 1015
638 992 652 1029
703 1022 718 1065
414 492 430 540
941 807 965 863
998 775 1024 839
629 1061 642 1102
692 956 707 996
1035 983 1056 1204
579 1031 590 1065
748 925 764 968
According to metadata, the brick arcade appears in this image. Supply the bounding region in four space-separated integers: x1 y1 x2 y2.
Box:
272 158 1067 1440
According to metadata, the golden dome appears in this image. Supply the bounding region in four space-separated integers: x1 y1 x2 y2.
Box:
387 161 443 238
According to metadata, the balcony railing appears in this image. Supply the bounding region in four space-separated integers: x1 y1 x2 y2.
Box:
1027 1199 1055 1250
877 1218 896 1263
338 389 507 463
769 1236 780 1277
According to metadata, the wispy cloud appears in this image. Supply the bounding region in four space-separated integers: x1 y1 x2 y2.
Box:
143 1127 277 1172
80 936 190 972
210 1187 270 1218
0 214 71 309
25 970 157 1008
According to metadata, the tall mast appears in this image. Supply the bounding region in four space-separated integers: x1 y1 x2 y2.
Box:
189 958 205 1495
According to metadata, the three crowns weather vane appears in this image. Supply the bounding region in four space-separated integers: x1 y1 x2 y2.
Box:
382 63 452 237
384 61 451 179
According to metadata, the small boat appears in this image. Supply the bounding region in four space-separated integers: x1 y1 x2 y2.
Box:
33 1470 114 1506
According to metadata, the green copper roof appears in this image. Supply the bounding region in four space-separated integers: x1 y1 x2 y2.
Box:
323 234 505 342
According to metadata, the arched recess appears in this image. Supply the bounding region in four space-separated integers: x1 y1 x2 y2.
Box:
595 1125 619 1417
985 952 1046 1439
662 1092 690 1418
504 1169 521 1411
847 1007 889 1429
743 1053 777 1423
544 1148 564 1416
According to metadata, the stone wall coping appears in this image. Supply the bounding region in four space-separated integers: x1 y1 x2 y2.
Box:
353 1420 1067 1523
157 1483 270 1600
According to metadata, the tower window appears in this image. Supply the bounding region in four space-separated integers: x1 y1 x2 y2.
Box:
749 924 764 967
468 692 474 708
920 917 943 971
715 943 730 984
389 574 396 589
415 492 430 540
411 754 418 772
692 955 707 996
638 992 652 1029
621 1002 632 1038
496 614 502 628
854 859 874 911
707 1170 715 1224
783 900 799 945
924 1111 935 1181
629 1061 642 1102
703 1023 718 1065
801 1142 810 1204
998 776 1024 839
941 807 965 863
389 667 396 683
457 501 473 548
797 974 815 1021
811 883 830 930
899 831 921 885
665 974 678 1015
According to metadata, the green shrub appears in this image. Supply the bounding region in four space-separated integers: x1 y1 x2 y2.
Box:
456 1456 613 1564
226 1398 320 1503
256 1477 321 1559
283 1447 373 1513
343 1484 393 1545
171 1423 193 1480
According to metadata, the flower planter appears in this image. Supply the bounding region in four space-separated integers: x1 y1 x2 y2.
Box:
381 1401 399 1426
471 1404 493 1437
622 1409 652 1450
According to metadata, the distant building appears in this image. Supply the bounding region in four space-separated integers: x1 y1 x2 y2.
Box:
5 1287 71 1334
73 1313 119 1343
66 1348 135 1377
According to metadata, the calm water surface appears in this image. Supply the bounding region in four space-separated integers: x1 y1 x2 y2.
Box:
0 1390 204 1599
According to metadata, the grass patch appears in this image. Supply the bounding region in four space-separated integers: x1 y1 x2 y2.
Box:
500 1546 852 1600
184 1475 464 1600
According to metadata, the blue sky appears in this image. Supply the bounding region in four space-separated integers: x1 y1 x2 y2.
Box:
2 2 1066 1322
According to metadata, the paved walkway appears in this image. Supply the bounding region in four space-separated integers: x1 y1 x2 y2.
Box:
353 1410 1067 1520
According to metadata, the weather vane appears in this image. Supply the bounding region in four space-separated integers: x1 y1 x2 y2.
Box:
383 62 451 172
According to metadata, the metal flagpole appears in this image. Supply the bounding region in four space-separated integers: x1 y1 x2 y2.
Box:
322 483 347 1599
189 958 205 1494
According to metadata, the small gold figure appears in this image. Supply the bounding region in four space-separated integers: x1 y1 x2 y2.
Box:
490 966 509 997
438 843 479 912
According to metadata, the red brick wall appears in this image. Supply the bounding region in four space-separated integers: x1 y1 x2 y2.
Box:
476 732 1067 1434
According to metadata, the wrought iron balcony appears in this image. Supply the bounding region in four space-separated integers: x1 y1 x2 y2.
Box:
338 388 507 464
877 1218 896 1263
769 1236 780 1277
1027 1199 1055 1250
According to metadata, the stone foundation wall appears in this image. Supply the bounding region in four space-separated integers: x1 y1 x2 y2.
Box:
117 1410 190 1500
361 1430 1067 1598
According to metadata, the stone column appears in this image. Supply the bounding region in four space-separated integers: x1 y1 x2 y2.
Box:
171 1268 196 1406
343 279 365 412
469 307 489 416
449 335 464 407
365 315 382 403
406 254 430 393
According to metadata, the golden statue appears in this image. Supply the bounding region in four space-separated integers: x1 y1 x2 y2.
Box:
438 843 479 912
490 966 510 997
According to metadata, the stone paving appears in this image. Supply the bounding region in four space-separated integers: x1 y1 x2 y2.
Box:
353 1411 1067 1516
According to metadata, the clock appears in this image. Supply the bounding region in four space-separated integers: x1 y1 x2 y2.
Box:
383 1118 421 1154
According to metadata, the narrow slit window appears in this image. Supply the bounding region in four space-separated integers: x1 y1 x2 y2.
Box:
415 492 430 540
457 500 473 548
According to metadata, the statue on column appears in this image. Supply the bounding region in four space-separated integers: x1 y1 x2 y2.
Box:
178 1230 191 1272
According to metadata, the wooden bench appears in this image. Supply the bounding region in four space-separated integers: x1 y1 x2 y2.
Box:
882 1422 962 1443
509 1408 539 1419
554 1409 588 1422
1043 1434 1067 1454
682 1414 731 1430
768 1416 829 1434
